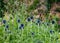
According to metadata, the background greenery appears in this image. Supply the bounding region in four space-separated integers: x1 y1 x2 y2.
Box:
0 0 60 43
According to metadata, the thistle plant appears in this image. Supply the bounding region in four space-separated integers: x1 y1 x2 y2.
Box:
0 0 60 43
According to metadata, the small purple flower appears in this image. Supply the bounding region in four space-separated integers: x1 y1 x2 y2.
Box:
2 20 6 24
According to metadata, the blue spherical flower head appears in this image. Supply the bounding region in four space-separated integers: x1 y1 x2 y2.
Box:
31 32 34 35
47 23 49 26
37 20 40 23
21 24 24 27
30 16 33 19
2 20 6 24
27 17 31 22
5 25 9 31
6 25 9 29
17 19 20 23
19 24 24 29
36 19 41 25
50 30 54 34
46 22 49 26
52 20 55 24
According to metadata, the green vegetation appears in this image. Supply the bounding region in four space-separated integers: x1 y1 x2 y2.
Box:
0 0 60 43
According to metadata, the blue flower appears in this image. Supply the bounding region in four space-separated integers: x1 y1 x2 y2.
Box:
31 32 34 35
46 22 49 26
50 30 54 34
19 24 24 29
2 20 6 24
30 16 33 19
52 20 55 24
36 19 41 25
5 25 9 29
27 17 31 22
21 24 24 27
37 20 40 23
5 25 9 31
17 19 20 23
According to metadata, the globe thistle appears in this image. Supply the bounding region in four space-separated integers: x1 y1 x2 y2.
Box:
5 25 9 31
19 24 24 29
17 19 20 23
46 22 49 26
52 20 55 24
2 20 6 24
31 32 34 35
37 20 40 23
50 30 54 34
30 16 33 20
27 17 31 22
36 19 41 25
6 25 9 29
